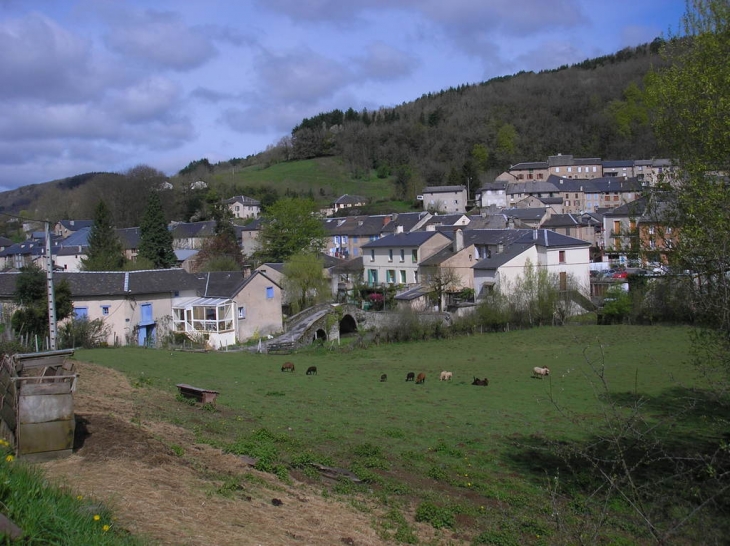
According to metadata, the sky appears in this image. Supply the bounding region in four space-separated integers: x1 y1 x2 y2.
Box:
0 0 686 192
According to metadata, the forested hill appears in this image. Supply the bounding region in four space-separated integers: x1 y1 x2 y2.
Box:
273 40 665 198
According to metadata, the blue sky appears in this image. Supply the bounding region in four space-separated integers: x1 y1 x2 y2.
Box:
0 0 686 191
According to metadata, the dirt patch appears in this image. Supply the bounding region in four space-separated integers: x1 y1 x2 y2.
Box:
39 361 397 546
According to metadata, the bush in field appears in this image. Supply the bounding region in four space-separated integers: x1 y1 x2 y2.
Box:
415 501 455 529
58 318 111 349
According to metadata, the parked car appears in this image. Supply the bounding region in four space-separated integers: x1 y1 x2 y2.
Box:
612 270 629 279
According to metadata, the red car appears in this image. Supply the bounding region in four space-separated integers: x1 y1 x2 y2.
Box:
612 270 629 279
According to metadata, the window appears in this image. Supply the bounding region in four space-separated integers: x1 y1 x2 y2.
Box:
101 305 109 316
342 235 348 244
559 250 566 263
399 249 405 262
412 249 418 263
388 249 393 262
568 167 572 172
368 269 378 285
74 307 88 320
400 270 406 283
238 306 246 319
386 270 395 283
370 249 375 262
555 167 560 173
334 235 340 244
266 287 274 299
648 225 655 235
593 166 597 172
559 272 567 291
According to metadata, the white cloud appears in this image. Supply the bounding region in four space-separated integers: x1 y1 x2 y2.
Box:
103 9 218 71
353 41 418 81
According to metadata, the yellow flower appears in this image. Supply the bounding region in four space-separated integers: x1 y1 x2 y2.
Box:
5 455 13 463
102 525 110 532
76 495 83 500
93 515 100 521
467 482 472 487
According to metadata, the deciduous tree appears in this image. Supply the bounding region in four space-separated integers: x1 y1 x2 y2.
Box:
282 251 331 314
256 198 326 263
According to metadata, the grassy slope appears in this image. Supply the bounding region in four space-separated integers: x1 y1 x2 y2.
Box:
74 324 716 544
210 157 396 203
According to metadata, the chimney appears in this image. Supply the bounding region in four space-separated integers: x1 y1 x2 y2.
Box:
533 228 538 240
382 215 392 226
507 217 514 229
453 229 464 253
497 242 504 254
396 225 404 234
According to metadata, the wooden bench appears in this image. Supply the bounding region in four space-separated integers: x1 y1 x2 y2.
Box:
176 384 219 404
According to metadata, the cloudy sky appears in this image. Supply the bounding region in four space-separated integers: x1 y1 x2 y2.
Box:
0 0 685 192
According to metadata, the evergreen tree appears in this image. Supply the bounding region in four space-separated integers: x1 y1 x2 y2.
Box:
11 265 73 338
138 191 176 269
81 200 126 271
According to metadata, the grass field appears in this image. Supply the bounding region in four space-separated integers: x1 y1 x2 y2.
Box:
74 324 722 544
209 157 396 203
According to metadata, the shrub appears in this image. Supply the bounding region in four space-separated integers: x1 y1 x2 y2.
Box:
58 318 111 349
414 501 455 529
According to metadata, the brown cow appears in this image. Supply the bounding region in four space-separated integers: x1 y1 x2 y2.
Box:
281 362 295 372
471 376 489 386
416 373 426 384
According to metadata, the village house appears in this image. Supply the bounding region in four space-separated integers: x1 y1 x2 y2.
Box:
53 220 93 239
0 269 283 349
472 229 591 302
225 195 261 219
420 185 468 214
361 229 450 287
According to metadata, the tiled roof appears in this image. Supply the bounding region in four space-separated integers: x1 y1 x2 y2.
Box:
361 230 446 248
422 185 466 193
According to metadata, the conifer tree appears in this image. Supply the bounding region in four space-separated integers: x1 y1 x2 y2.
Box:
138 191 176 269
81 200 126 271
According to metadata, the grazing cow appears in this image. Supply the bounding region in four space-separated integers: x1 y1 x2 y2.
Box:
532 366 550 379
306 366 317 375
471 377 489 386
416 373 426 384
380 373 387 382
405 372 415 382
281 362 295 372
439 371 453 381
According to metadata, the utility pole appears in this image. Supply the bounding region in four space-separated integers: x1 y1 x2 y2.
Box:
45 221 57 350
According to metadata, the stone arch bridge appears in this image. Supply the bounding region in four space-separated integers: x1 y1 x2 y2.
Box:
262 304 449 353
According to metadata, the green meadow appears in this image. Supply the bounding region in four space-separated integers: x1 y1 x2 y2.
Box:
75 324 724 544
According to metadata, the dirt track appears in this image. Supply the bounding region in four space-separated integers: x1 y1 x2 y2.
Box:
39 361 430 546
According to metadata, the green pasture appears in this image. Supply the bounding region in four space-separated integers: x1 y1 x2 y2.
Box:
211 157 395 202
74 324 718 544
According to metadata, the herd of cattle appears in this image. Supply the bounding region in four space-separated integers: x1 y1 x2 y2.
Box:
280 362 551 384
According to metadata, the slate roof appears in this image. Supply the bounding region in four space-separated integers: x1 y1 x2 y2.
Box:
602 160 634 168
170 221 216 238
508 161 548 170
507 181 560 195
59 220 93 231
116 227 141 249
502 208 547 222
334 194 367 205
361 230 446 248
603 197 649 217
422 185 466 193
477 181 508 191
0 236 12 249
0 269 200 298
472 243 533 270
420 214 469 229
60 227 90 247
511 228 591 248
540 213 601 229
380 212 430 234
225 195 260 206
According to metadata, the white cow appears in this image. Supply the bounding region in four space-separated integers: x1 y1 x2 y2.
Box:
439 371 453 381
532 366 550 379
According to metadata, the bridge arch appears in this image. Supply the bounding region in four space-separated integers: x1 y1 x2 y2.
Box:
339 313 358 335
